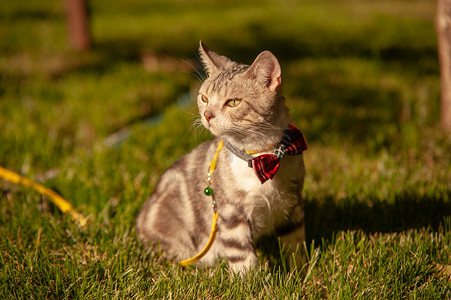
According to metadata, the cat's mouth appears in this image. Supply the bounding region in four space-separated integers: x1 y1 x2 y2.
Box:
202 118 219 135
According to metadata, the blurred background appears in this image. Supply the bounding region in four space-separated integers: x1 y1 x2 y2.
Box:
0 0 449 234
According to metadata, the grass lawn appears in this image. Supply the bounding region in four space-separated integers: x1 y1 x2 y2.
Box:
1 0 450 298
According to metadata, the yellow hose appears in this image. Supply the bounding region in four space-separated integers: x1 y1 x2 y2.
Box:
0 165 87 227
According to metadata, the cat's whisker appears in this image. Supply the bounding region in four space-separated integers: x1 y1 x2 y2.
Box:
193 54 209 82
180 59 206 82
189 118 205 135
254 122 284 132
196 121 210 136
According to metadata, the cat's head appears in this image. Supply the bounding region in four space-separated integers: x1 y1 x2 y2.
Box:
197 41 289 151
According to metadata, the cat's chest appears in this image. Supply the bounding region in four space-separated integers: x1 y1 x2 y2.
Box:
227 152 304 235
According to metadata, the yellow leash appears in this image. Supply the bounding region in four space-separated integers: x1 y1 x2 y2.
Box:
179 139 223 267
179 212 218 267
0 165 87 227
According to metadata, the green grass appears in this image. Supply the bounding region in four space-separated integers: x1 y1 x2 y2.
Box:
1 0 450 298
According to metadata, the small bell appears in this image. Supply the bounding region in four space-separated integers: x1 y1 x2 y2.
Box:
204 186 214 196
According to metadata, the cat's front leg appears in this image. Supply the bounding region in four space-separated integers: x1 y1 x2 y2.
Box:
278 202 306 270
218 204 257 273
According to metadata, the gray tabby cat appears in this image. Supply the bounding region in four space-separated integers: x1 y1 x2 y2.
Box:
136 41 307 272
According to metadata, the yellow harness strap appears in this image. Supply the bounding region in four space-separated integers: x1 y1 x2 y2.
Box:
208 140 224 175
179 212 218 267
0 165 87 227
179 139 223 267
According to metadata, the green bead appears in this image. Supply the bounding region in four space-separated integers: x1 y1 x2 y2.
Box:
204 187 214 196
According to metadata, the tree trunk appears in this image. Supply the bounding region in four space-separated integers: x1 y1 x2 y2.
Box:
437 0 451 131
65 0 91 51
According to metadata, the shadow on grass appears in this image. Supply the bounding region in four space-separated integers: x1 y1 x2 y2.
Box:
305 191 451 243
256 191 450 272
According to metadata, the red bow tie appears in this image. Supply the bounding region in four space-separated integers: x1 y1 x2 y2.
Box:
223 124 308 184
251 124 308 183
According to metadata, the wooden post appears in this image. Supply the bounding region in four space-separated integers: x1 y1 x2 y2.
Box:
436 0 451 131
65 0 91 51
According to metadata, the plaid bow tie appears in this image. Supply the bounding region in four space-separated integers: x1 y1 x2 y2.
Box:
223 124 308 184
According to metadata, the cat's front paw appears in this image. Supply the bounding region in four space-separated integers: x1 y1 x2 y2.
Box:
227 253 258 273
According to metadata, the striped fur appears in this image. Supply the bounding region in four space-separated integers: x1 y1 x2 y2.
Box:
136 42 306 272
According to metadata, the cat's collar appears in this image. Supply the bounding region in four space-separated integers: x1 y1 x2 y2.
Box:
222 139 254 167
244 143 279 155
223 124 308 183
223 127 292 167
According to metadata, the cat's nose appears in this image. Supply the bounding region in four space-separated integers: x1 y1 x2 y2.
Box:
204 112 215 122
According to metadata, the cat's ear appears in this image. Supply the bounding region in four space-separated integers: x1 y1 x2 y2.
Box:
244 51 281 92
199 41 233 75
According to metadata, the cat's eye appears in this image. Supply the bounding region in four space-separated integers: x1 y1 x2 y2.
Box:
200 94 209 103
226 98 241 107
